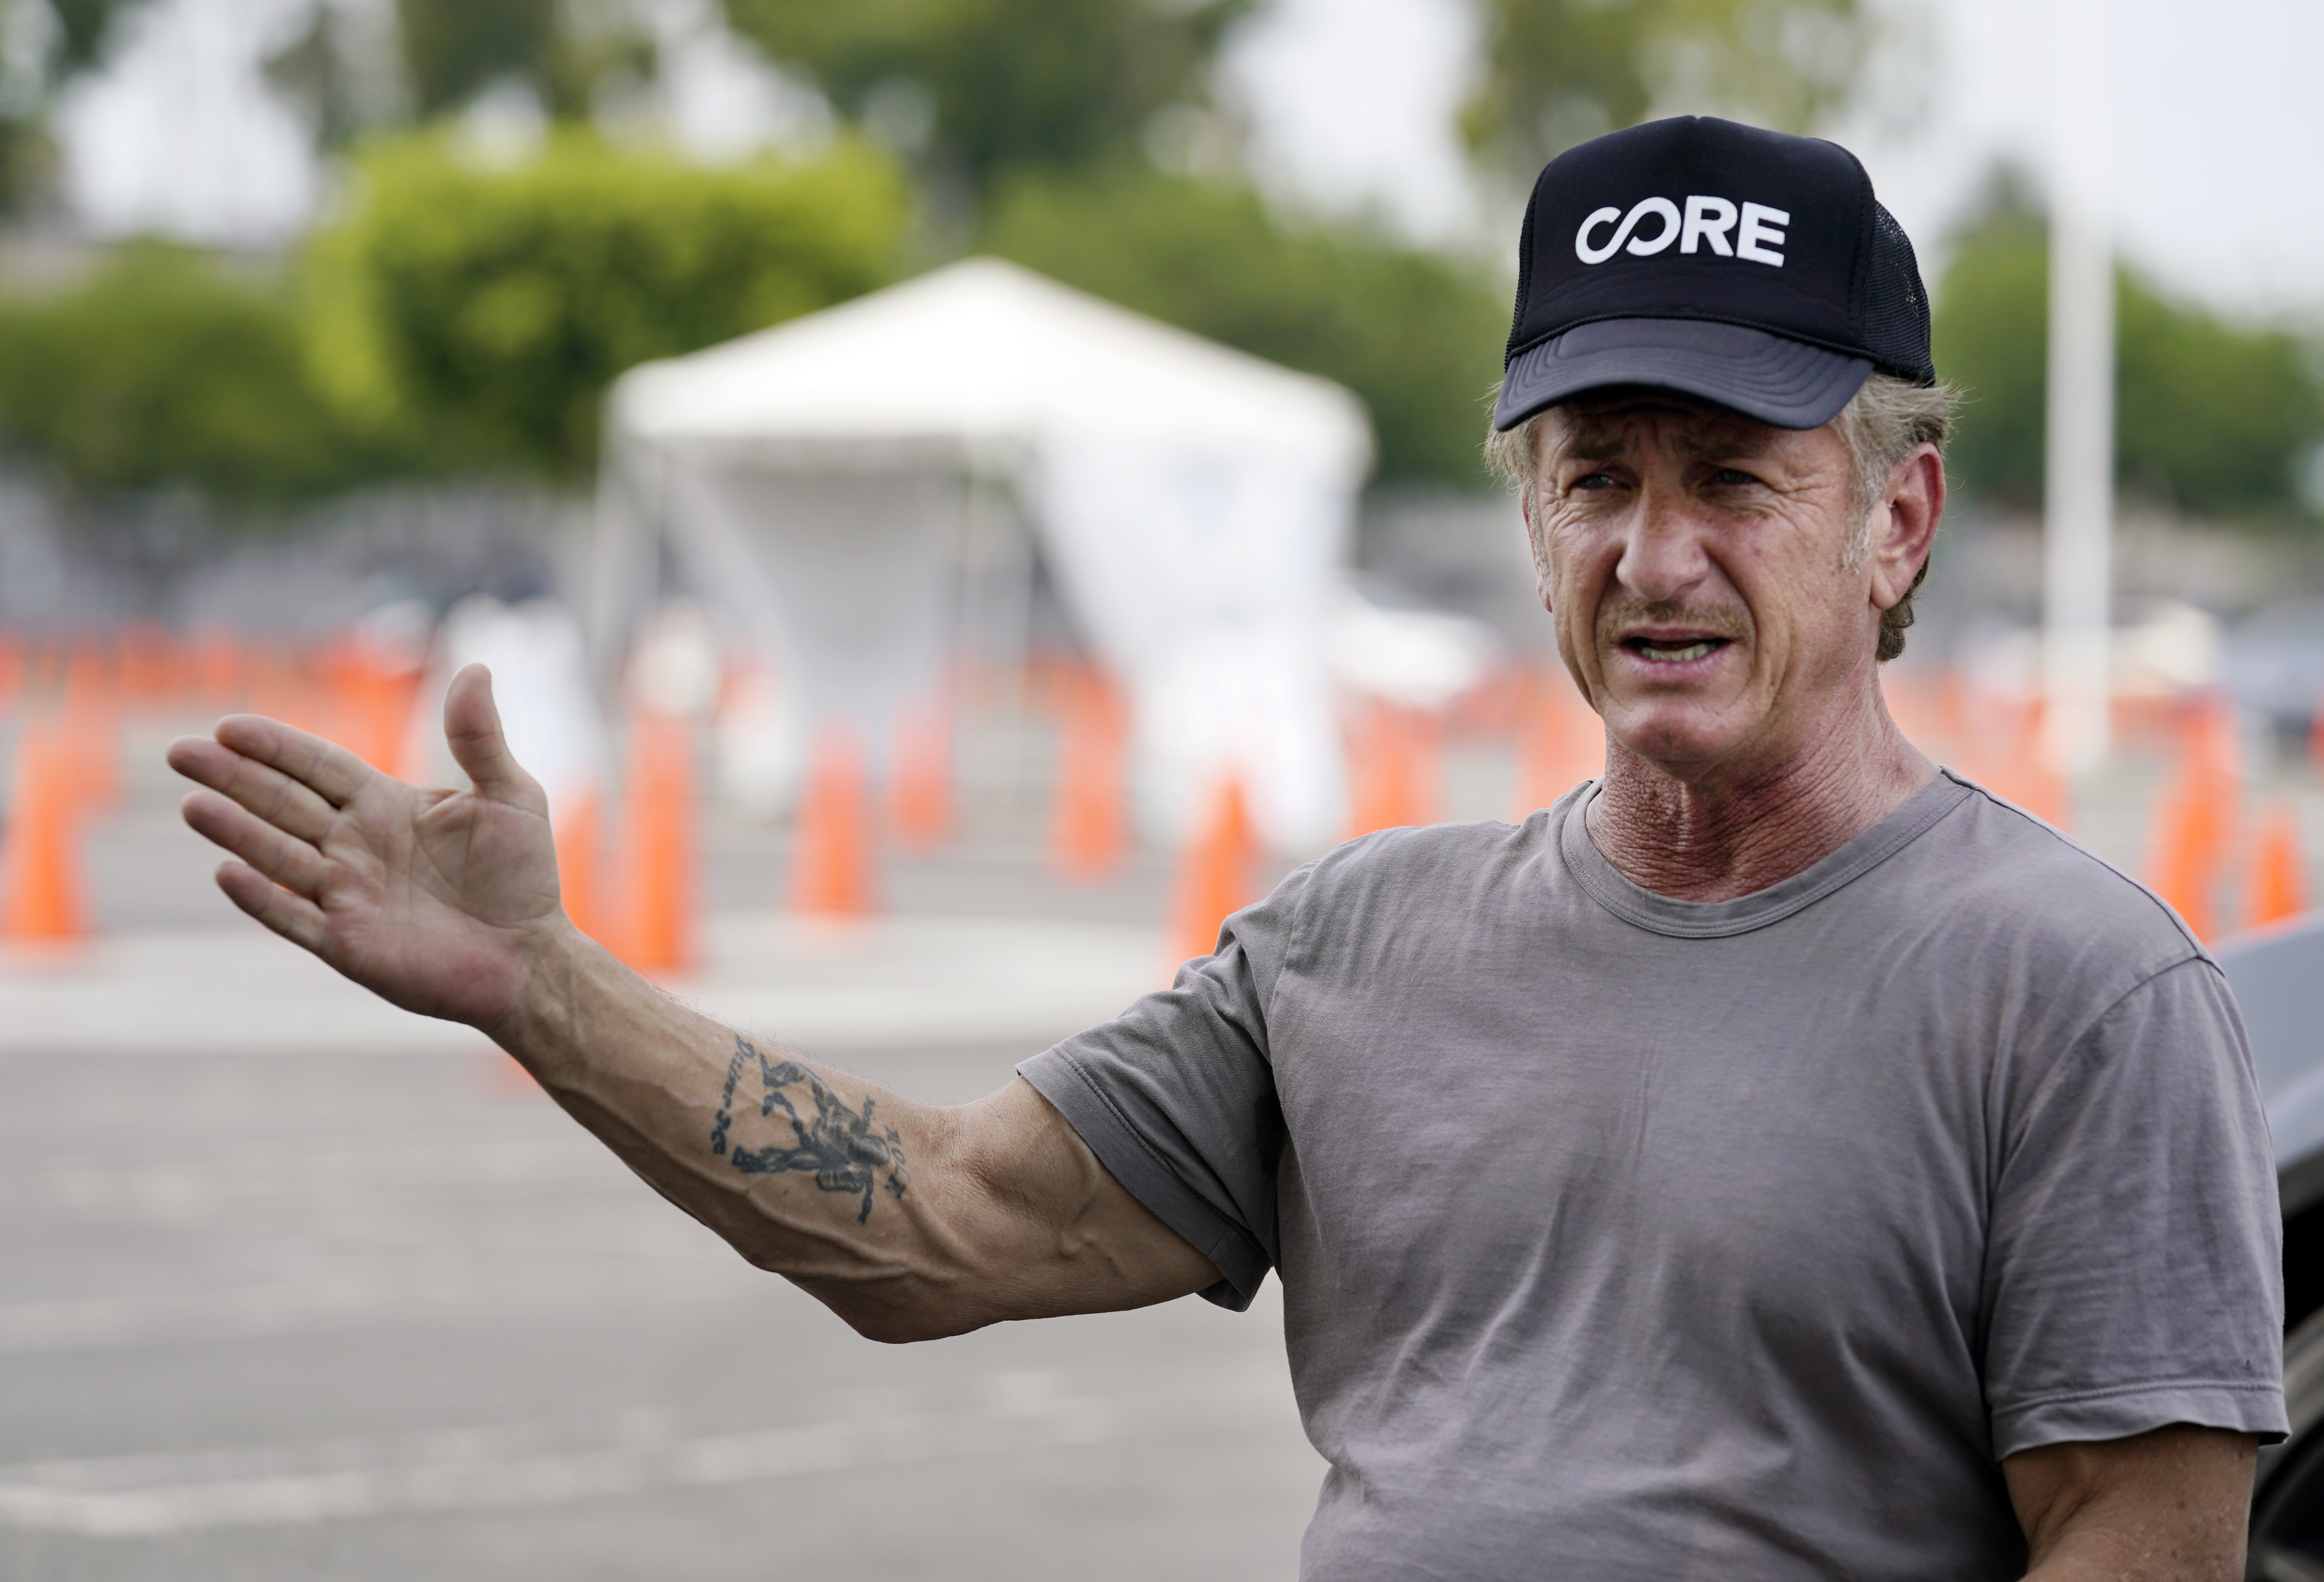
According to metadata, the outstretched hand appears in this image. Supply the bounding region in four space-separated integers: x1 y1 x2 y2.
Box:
166 663 572 1032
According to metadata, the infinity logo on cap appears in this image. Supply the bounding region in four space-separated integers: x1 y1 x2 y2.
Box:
1575 197 1790 268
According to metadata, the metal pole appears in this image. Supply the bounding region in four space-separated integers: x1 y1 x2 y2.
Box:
2043 0 2115 774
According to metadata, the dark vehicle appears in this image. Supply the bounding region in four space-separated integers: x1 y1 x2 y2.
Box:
2218 914 2324 1575
2226 599 2324 754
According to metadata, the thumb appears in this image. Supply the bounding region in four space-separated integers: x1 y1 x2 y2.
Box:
443 664 543 804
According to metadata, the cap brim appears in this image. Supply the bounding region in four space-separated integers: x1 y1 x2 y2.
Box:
1493 317 1873 432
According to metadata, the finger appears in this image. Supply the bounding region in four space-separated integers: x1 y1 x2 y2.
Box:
182 790 332 898
442 665 547 809
167 734 340 845
214 861 330 955
209 714 376 809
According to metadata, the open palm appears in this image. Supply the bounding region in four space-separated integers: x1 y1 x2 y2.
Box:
167 664 572 1033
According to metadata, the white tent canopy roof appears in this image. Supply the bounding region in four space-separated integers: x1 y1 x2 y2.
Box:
609 256 1372 471
598 258 1375 847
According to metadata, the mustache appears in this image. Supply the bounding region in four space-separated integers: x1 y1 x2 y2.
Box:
1594 600 1752 648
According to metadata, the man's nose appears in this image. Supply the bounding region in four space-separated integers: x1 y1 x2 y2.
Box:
1612 485 1713 605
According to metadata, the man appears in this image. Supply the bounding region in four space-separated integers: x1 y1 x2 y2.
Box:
170 117 2282 1577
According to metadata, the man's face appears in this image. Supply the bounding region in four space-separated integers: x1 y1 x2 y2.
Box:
1524 392 1884 780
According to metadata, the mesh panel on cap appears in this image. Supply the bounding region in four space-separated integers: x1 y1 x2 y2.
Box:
1861 203 1935 384
1506 199 1536 367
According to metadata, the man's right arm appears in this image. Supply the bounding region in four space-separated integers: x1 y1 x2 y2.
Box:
502 934 1218 1338
167 665 1219 1341
496 929 1219 1341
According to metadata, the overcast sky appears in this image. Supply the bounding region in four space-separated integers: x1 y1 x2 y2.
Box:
53 0 2324 320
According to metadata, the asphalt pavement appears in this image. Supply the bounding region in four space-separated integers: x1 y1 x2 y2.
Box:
0 1033 1323 1581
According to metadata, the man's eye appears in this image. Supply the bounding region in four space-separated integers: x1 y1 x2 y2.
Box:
1710 468 1758 487
1573 471 1617 491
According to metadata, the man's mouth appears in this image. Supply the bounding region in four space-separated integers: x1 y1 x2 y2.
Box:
1624 636 1728 664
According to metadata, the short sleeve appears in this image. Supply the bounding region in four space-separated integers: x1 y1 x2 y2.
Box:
1015 865 1309 1312
1983 957 2289 1458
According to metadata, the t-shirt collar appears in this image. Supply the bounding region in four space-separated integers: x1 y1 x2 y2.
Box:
1556 769 1975 938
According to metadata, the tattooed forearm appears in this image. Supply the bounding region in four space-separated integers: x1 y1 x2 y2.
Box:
709 1035 910 1223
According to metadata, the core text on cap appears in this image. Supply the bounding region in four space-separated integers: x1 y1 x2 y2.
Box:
1574 197 1789 268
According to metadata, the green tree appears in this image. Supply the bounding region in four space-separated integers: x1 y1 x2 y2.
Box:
1929 219 2047 507
396 0 653 120
45 0 147 76
1933 213 2324 522
2115 282 2323 520
984 166 1508 485
302 128 909 478
720 0 1245 197
267 0 655 145
1462 0 1874 180
397 0 559 116
0 242 377 510
263 5 371 154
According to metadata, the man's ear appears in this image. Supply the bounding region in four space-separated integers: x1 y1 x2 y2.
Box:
1869 445 1945 611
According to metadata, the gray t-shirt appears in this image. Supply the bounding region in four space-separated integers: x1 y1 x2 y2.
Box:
1019 771 2287 1580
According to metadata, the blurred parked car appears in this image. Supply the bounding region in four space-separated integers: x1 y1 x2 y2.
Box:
2226 598 2324 749
2217 916 2324 1571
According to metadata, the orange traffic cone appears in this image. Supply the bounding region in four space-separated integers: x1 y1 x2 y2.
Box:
619 710 696 972
1881 670 1925 748
2246 801 2307 929
319 638 412 774
2147 700 2240 940
2012 702 2071 829
192 631 244 710
2150 784 2227 941
0 633 22 713
1 721 88 940
1936 668 1971 747
117 623 175 706
791 726 877 917
1346 699 1444 838
248 644 310 735
1050 666 1129 880
1511 667 1600 819
1169 777 1256 965
1343 699 1400 838
554 787 604 943
1958 697 2069 830
28 637 61 698
62 642 118 814
890 697 953 854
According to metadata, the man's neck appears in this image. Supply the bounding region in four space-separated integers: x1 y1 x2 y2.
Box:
1583 687 1937 903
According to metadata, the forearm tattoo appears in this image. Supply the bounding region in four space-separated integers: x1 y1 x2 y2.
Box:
709 1036 910 1223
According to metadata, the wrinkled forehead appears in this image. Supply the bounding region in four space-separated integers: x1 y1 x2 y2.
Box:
1541 387 1792 464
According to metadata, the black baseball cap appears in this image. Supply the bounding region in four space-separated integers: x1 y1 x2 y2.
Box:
1493 116 1936 433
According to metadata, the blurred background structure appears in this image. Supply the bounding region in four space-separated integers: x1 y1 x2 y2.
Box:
4 0 2324 1575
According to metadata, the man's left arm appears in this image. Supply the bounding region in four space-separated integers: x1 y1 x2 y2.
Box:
2005 1425 2258 1580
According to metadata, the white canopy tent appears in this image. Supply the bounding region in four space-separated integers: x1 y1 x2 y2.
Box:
594 257 1374 846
